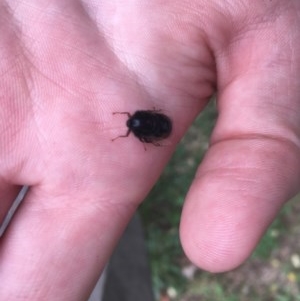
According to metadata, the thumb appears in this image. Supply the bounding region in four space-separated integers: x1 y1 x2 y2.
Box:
180 7 300 272
180 137 300 272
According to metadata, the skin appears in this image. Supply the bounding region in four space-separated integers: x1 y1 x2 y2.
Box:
0 0 300 299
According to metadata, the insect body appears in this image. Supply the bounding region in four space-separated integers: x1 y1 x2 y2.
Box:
112 109 172 145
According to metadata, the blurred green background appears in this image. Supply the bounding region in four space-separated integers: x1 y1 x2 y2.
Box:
139 101 300 301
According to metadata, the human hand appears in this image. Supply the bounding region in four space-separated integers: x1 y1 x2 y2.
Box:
0 0 299 300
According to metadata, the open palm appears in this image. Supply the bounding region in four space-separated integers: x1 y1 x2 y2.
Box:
1 1 300 300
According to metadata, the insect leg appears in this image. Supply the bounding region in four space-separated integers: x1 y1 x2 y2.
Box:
111 128 131 141
151 107 162 113
152 141 162 147
112 112 131 118
142 137 163 147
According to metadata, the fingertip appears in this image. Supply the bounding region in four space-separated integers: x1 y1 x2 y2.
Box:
180 194 258 273
179 172 286 273
179 134 300 272
180 208 257 273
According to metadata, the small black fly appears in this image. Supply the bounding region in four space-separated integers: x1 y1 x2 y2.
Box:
112 109 172 146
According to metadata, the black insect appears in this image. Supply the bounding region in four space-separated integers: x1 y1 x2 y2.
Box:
112 109 172 146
